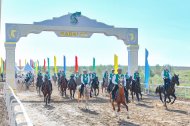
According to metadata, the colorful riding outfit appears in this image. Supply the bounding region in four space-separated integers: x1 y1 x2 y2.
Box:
103 70 109 84
80 70 90 97
44 71 52 91
111 68 129 102
161 67 172 91
134 70 140 81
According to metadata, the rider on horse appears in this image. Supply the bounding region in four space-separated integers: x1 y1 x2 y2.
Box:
134 70 140 81
161 67 172 91
80 69 90 98
109 69 115 84
74 71 80 79
68 74 75 85
37 70 43 80
91 72 97 80
125 72 130 80
111 68 129 103
103 70 108 83
26 71 32 83
44 71 52 91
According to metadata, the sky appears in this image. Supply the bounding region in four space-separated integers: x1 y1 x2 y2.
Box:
0 0 190 66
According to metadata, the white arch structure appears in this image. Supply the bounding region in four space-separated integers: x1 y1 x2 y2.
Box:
4 12 139 90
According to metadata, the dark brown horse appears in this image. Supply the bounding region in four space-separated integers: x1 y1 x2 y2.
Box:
131 77 142 102
36 75 43 95
41 79 52 105
156 74 179 109
110 79 129 118
68 76 77 99
90 77 99 97
60 76 68 97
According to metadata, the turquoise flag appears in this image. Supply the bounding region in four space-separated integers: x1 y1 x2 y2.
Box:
145 48 150 89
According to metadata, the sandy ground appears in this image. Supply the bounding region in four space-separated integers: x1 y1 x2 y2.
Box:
16 84 190 126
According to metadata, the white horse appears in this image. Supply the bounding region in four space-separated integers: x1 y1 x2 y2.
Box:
77 84 90 109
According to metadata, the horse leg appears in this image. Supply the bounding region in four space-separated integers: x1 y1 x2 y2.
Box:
73 90 75 99
136 92 139 102
70 90 72 99
122 102 129 119
65 88 67 97
164 94 168 109
159 92 163 103
140 92 142 100
131 91 134 102
171 94 176 104
97 88 99 96
48 94 51 104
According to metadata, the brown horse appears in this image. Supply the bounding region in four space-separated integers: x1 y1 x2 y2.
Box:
41 79 52 105
110 81 129 118
60 76 68 97
68 76 77 99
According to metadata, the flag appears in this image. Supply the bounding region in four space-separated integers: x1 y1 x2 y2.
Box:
44 59 46 72
75 56 78 72
63 56 66 73
114 54 118 74
54 56 57 73
93 57 96 71
145 48 150 89
47 58 50 74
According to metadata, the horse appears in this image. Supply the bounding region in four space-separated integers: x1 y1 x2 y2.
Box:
156 74 180 108
90 77 99 97
131 77 142 102
110 79 129 118
36 75 43 95
60 76 68 97
102 76 109 93
75 76 82 86
52 75 57 85
68 76 77 99
24 77 33 90
41 79 52 106
77 84 91 109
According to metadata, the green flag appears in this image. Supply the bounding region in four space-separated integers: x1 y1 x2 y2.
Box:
93 57 96 71
47 58 50 74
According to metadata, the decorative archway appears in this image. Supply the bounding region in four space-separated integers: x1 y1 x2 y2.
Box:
5 12 139 90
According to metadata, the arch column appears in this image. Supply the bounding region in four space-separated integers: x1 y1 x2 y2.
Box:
4 42 16 91
127 44 139 76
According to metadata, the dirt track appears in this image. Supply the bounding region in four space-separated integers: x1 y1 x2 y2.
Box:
17 85 190 126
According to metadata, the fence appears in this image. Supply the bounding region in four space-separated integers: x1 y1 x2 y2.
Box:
142 84 190 99
3 83 33 126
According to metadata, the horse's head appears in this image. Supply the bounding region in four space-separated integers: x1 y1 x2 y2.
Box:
173 74 180 86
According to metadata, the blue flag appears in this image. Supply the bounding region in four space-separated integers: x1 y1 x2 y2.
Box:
63 56 66 73
145 48 150 89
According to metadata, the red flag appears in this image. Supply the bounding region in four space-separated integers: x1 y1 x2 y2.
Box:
75 56 78 72
44 59 46 72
